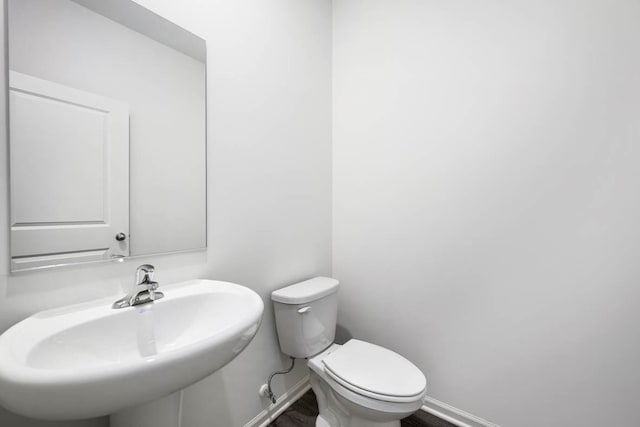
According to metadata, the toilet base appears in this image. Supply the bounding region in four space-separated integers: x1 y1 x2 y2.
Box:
310 371 403 427
315 412 399 427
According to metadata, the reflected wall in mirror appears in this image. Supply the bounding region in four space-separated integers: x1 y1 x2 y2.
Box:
8 0 207 271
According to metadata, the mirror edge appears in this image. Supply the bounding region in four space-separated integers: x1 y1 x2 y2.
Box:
5 0 208 274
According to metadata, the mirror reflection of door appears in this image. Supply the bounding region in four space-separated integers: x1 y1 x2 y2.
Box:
9 71 130 270
7 0 207 271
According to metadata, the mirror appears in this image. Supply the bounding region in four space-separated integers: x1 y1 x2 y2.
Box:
7 0 207 271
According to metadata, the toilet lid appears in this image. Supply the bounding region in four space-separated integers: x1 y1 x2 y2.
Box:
322 339 426 399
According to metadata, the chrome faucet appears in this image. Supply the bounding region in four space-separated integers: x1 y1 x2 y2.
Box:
112 264 164 309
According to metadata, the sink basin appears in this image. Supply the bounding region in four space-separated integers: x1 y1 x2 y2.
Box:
0 279 264 420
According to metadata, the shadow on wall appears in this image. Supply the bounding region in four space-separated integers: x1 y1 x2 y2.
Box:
0 407 108 427
180 369 235 427
335 324 352 345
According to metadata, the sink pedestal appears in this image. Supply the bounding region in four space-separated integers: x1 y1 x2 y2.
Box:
110 391 183 427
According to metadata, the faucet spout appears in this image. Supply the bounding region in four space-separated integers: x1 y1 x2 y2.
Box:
112 264 164 309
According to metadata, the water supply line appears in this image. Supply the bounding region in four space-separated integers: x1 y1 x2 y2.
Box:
263 357 296 404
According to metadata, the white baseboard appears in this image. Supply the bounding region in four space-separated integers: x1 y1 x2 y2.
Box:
422 396 500 427
243 376 311 427
243 376 500 427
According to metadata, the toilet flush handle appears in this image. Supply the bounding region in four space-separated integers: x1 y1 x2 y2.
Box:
297 306 312 314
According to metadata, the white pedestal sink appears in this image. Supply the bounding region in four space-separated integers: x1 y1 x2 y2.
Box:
0 279 264 421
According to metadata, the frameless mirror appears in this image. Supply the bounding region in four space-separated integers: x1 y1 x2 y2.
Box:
8 0 207 272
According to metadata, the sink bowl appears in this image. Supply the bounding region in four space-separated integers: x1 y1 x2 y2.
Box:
0 279 264 420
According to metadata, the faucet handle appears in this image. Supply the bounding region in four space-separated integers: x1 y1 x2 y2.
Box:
135 264 155 284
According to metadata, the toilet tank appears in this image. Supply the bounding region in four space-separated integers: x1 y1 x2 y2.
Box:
271 277 339 358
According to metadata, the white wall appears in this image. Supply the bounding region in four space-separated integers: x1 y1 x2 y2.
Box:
333 1 640 426
9 0 206 257
0 0 332 426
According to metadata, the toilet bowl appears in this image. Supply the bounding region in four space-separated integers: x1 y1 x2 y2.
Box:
308 341 426 427
271 277 427 427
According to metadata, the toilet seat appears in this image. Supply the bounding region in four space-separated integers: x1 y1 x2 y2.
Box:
321 340 426 403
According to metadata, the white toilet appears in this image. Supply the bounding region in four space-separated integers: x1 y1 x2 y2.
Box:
272 277 427 427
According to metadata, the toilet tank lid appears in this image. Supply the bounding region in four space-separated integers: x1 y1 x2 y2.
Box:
271 277 339 304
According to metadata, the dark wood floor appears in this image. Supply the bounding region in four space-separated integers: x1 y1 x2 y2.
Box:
268 389 454 427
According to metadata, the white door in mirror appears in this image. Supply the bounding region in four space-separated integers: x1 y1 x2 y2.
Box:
9 71 130 270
